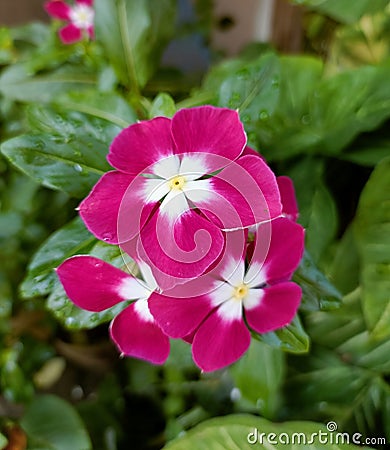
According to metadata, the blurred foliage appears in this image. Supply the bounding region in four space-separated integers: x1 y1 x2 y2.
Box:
0 0 389 449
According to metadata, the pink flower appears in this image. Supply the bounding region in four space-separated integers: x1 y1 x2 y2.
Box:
56 255 170 364
149 217 305 372
45 0 94 44
79 106 282 289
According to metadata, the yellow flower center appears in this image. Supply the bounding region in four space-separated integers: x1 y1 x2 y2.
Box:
233 283 249 300
169 175 186 191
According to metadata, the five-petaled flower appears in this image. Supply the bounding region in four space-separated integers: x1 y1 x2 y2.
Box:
149 217 305 372
45 0 94 44
56 255 170 364
79 106 282 289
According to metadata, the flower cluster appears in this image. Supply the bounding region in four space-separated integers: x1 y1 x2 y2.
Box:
57 106 305 372
45 0 94 44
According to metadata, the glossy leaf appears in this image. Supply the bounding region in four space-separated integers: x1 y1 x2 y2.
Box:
149 93 177 118
230 340 285 419
54 90 137 128
1 108 114 197
202 51 281 147
163 414 372 449
305 181 338 264
21 395 92 450
0 63 96 102
354 157 390 340
294 251 342 311
249 58 390 161
258 315 310 353
95 0 176 90
20 217 95 299
292 0 389 24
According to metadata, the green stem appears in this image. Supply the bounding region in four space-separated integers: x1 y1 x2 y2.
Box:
118 0 140 97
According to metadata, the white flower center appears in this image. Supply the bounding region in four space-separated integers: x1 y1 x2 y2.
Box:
69 4 94 29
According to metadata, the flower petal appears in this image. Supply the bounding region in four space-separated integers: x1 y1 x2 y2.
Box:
192 309 251 372
76 0 93 5
148 292 212 338
59 24 82 44
45 1 71 20
277 176 299 221
193 155 282 229
56 255 146 311
110 302 170 364
244 282 302 334
108 117 175 176
250 217 305 284
171 106 246 172
79 171 155 244
137 209 224 290
179 154 210 180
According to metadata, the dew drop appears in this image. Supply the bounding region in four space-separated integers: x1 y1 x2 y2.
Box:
65 317 76 327
301 114 311 125
102 233 114 242
271 77 280 88
74 163 83 172
259 110 269 120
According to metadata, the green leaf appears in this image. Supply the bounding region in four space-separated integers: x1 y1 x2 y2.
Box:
230 340 285 419
149 93 177 118
255 56 323 161
338 331 390 374
20 217 95 299
330 226 360 294
305 181 338 264
306 289 365 349
54 90 137 128
253 58 390 161
95 0 176 90
354 157 390 340
163 414 372 449
202 51 281 147
1 108 113 197
21 394 91 450
258 315 310 353
0 63 96 103
294 251 342 311
291 0 389 24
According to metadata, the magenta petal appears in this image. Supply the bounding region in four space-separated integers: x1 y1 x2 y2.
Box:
137 209 224 290
45 1 71 20
277 176 299 221
252 217 305 283
108 117 174 175
242 146 265 160
76 0 93 5
192 312 251 372
196 155 282 229
110 303 170 364
171 106 246 172
56 256 134 311
79 171 155 244
233 155 282 221
148 292 212 338
245 282 302 334
59 24 82 44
